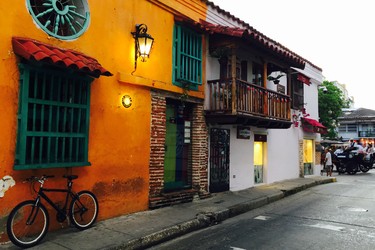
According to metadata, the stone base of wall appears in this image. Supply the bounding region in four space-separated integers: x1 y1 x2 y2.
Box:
149 189 197 209
198 190 211 199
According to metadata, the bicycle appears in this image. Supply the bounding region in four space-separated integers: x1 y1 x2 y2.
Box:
6 175 99 248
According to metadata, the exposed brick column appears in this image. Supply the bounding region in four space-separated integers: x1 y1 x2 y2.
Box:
149 93 166 197
191 103 209 197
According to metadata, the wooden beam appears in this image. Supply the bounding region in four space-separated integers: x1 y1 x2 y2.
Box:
263 62 268 116
231 47 237 114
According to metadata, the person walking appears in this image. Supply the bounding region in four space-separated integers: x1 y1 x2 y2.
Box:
324 148 333 177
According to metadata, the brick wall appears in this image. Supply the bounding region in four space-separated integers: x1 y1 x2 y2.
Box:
191 104 209 197
149 94 166 198
149 92 209 208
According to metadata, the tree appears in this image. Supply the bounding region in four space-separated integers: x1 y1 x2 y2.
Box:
318 80 349 139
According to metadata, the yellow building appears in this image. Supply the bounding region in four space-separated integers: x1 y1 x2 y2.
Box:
0 0 210 242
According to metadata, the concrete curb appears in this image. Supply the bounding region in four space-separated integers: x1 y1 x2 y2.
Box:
113 218 209 250
108 177 336 250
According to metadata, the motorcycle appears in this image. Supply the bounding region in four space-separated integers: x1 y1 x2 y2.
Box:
335 148 374 175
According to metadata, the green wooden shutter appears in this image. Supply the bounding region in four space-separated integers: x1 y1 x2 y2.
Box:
14 64 92 170
173 24 202 89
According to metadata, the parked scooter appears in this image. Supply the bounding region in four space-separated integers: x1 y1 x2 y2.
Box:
335 147 374 175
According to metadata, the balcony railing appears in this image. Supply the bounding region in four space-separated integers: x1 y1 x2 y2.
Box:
358 131 375 137
206 78 291 123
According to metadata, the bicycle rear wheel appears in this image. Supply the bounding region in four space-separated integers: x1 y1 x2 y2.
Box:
7 200 49 248
69 191 99 230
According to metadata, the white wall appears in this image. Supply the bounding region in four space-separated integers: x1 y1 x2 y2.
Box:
207 125 253 191
229 126 253 191
207 125 304 191
206 5 247 28
204 54 220 110
267 128 300 183
300 63 323 119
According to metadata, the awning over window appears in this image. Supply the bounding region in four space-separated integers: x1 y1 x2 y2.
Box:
291 67 311 85
302 117 327 134
12 37 112 78
297 73 310 85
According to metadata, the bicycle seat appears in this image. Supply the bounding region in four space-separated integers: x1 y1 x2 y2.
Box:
63 175 78 180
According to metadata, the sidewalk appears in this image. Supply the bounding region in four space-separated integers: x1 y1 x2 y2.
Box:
1 175 336 250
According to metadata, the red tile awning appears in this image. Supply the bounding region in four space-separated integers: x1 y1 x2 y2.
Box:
12 37 112 78
196 19 306 68
302 118 327 134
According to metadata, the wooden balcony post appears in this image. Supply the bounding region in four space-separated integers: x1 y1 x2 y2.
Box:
231 48 237 114
287 70 292 120
263 62 268 116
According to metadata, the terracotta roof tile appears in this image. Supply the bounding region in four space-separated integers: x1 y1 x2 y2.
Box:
341 108 375 119
197 19 305 68
12 37 112 78
204 0 322 71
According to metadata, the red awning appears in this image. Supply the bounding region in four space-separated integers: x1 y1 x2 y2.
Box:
297 73 310 85
12 37 112 78
291 67 312 86
302 118 327 134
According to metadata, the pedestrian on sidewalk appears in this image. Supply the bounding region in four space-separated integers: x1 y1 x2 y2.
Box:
324 147 333 176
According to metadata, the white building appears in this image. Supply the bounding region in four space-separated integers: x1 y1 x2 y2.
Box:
332 81 355 108
203 2 325 192
338 108 375 146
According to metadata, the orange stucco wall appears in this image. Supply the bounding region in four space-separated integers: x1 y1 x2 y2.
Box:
0 0 207 242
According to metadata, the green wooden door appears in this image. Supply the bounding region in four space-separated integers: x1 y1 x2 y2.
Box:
165 105 177 183
164 102 191 191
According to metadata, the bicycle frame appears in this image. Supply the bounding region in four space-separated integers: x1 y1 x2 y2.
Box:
33 182 78 219
7 175 98 248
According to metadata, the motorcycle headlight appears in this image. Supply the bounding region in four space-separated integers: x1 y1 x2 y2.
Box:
349 153 354 158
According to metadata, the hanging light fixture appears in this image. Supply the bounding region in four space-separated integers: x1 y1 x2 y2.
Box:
131 24 154 72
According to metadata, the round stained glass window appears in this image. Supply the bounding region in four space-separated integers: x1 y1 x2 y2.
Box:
27 0 90 40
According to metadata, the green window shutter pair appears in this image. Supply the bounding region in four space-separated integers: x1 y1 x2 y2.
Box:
173 24 203 90
15 64 92 170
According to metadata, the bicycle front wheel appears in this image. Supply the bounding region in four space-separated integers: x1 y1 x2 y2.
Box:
69 191 99 230
7 200 49 248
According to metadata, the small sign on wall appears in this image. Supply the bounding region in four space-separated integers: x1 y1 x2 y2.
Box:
237 126 251 139
277 84 285 94
254 134 267 142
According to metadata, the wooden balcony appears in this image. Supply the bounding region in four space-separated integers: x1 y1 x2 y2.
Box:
205 79 292 129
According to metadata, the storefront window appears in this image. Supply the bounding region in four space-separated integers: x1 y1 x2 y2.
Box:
254 141 264 184
303 139 314 175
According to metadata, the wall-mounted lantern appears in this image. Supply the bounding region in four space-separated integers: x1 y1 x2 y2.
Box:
131 24 154 72
122 95 132 108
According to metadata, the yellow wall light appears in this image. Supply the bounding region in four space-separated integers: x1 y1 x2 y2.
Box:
122 95 132 108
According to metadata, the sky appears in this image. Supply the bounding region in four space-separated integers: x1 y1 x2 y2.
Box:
210 0 375 109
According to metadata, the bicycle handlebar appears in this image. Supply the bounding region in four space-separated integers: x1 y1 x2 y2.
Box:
25 175 55 182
